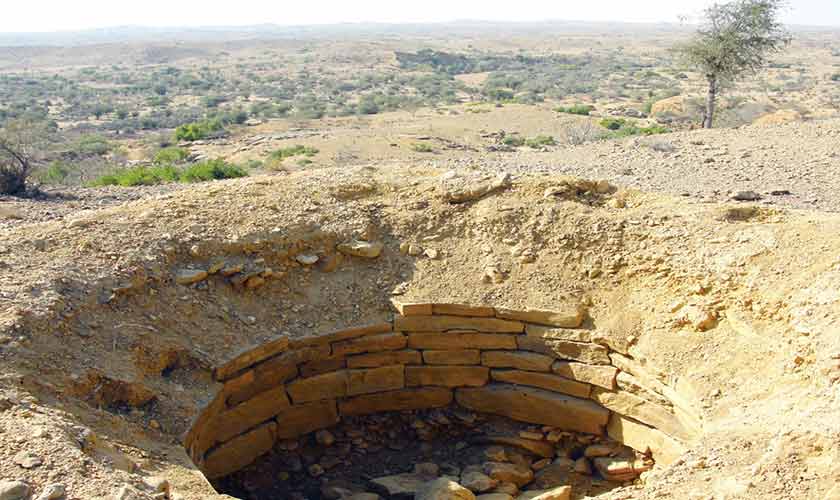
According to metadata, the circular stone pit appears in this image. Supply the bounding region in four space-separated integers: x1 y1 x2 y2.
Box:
184 302 704 499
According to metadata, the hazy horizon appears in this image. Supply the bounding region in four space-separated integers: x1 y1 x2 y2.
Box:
2 0 839 34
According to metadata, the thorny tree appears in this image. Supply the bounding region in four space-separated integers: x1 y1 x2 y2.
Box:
0 119 50 195
679 0 791 128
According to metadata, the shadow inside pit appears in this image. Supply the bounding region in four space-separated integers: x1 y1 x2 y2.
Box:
213 406 637 500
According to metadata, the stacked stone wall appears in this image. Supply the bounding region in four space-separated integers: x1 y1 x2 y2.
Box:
184 303 702 480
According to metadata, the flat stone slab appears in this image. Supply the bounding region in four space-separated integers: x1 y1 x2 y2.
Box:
516 337 611 365
347 350 423 368
456 383 609 435
423 349 481 365
339 387 454 416
551 362 617 390
406 366 489 388
275 399 340 440
482 351 554 372
495 306 585 328
408 333 518 350
203 421 276 479
395 315 524 333
490 369 591 399
214 335 290 381
211 386 290 443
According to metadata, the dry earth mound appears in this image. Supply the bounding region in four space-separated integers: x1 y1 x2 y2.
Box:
0 166 838 499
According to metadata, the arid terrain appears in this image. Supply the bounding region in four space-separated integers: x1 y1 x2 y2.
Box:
0 21 839 500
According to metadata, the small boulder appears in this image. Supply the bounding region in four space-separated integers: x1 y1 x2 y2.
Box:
337 240 384 258
0 481 31 500
34 484 65 500
526 486 572 500
416 479 475 500
483 462 533 488
460 471 498 493
175 269 208 285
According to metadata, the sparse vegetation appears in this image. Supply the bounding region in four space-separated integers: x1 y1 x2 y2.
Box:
269 145 319 160
555 104 594 116
174 119 225 142
677 0 791 128
411 143 435 153
153 147 190 165
525 135 556 148
92 159 246 186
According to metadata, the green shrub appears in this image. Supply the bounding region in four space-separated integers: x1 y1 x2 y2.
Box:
174 119 224 142
599 118 669 138
269 145 319 160
831 73 840 82
411 143 435 153
34 161 71 184
599 118 627 131
92 159 245 186
501 135 525 147
74 134 112 156
555 104 594 116
153 147 189 165
180 159 247 182
525 135 556 148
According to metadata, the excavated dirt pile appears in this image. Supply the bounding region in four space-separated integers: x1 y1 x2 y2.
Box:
0 166 838 500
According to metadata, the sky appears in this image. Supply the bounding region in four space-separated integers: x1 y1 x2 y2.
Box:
1 0 838 33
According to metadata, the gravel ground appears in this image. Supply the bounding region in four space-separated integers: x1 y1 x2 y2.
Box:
435 119 840 212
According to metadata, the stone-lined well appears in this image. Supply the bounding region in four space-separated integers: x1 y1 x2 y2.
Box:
184 302 703 482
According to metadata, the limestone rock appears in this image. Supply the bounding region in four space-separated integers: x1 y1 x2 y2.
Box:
111 485 153 499
296 253 319 265
13 451 42 468
516 337 611 365
202 421 277 479
34 483 65 500
369 473 428 497
483 462 534 487
478 436 555 459
406 366 489 388
348 365 405 395
287 371 348 403
347 350 422 368
0 481 31 500
606 414 686 466
337 240 383 258
461 471 498 493
532 459 572 489
175 269 208 285
491 370 590 399
333 333 407 357
482 351 554 372
476 495 513 500
456 384 609 435
274 400 339 440
408 333 518 350
495 306 585 328
551 362 617 390
444 173 511 204
395 315 524 333
423 349 481 365
592 457 650 481
339 387 453 416
523 486 572 500
416 479 476 500
214 335 290 381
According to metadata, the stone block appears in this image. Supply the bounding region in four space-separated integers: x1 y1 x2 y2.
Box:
391 300 434 316
348 365 405 396
432 303 495 317
406 366 489 388
591 388 695 441
517 337 610 365
551 361 617 390
214 335 289 381
202 421 276 479
287 370 348 404
408 333 518 350
395 315 524 333
332 333 407 357
490 370 591 399
606 414 686 466
300 357 346 378
275 399 340 440
224 349 304 406
210 386 290 444
347 349 423 368
423 349 481 365
525 325 591 342
455 384 609 435
481 351 554 372
495 306 586 328
339 387 454 416
289 323 393 350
